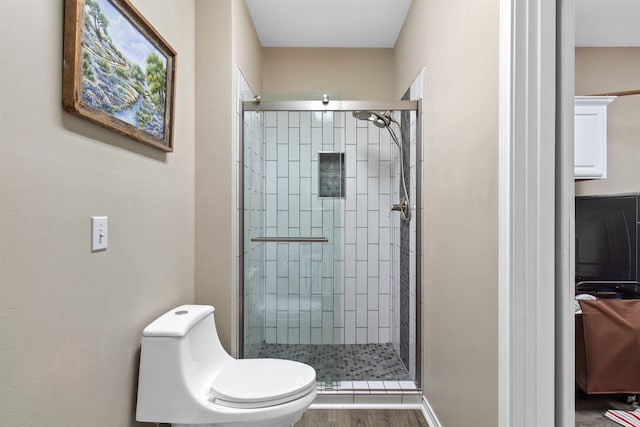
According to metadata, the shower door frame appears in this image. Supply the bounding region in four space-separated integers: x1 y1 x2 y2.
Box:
238 99 422 387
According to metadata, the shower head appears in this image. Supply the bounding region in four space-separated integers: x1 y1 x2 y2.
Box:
353 109 410 220
352 110 391 128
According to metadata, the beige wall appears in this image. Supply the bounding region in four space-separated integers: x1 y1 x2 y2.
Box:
194 0 262 354
0 0 196 426
575 48 640 196
395 0 500 425
262 48 395 100
194 0 233 355
233 0 263 91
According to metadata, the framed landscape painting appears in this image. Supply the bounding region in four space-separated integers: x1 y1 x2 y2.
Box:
63 0 176 152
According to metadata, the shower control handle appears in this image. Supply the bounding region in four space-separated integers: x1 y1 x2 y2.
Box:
391 199 411 221
391 199 408 212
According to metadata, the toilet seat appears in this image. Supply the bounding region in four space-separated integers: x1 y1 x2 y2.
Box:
209 359 316 409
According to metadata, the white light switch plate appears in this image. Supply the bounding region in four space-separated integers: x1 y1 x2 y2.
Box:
91 216 108 252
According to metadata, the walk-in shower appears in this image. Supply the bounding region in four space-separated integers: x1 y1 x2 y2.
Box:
239 98 421 394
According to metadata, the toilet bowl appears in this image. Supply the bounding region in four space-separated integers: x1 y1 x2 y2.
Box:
136 305 316 427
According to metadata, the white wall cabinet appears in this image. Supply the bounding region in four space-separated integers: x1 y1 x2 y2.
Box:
574 96 616 179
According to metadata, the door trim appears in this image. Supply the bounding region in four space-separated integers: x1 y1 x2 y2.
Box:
498 0 561 425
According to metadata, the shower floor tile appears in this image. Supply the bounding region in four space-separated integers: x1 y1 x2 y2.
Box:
255 343 412 382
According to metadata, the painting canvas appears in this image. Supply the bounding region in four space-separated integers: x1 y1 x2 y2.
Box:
63 0 176 151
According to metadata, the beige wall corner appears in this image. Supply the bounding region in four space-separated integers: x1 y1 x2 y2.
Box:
194 0 262 355
233 0 263 93
195 0 234 353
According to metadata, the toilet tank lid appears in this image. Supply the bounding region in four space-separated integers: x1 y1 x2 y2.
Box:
142 305 214 337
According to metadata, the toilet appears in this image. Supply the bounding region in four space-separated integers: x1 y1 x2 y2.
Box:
136 305 316 427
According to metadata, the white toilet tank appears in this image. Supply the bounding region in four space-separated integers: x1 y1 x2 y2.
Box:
136 305 233 423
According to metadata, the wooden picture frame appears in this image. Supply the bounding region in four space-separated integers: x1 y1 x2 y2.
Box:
63 0 176 152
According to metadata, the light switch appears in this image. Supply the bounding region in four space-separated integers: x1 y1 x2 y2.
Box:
91 216 108 252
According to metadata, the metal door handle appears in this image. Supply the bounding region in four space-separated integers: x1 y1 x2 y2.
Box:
250 237 328 243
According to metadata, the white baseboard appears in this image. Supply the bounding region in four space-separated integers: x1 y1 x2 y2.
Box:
421 396 442 427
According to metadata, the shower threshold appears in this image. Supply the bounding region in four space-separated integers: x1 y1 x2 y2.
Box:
313 380 422 406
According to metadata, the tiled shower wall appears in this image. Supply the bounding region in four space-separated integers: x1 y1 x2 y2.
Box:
258 110 406 346
262 110 341 345
392 68 424 380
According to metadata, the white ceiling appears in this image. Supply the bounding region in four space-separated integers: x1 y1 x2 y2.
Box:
575 0 640 47
245 0 640 48
245 0 412 48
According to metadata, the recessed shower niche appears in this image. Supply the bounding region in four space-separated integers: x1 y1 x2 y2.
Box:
239 95 421 395
318 152 345 198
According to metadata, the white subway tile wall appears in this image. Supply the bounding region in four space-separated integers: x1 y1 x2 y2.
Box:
259 107 405 345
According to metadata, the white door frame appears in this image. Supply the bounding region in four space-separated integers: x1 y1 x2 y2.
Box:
499 0 574 425
555 1 576 425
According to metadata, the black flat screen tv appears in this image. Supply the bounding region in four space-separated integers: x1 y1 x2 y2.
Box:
575 193 640 298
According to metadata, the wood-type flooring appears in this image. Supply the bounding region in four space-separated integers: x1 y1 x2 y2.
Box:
294 409 429 427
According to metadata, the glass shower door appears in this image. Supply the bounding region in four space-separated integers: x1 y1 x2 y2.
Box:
242 110 345 358
241 100 419 388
